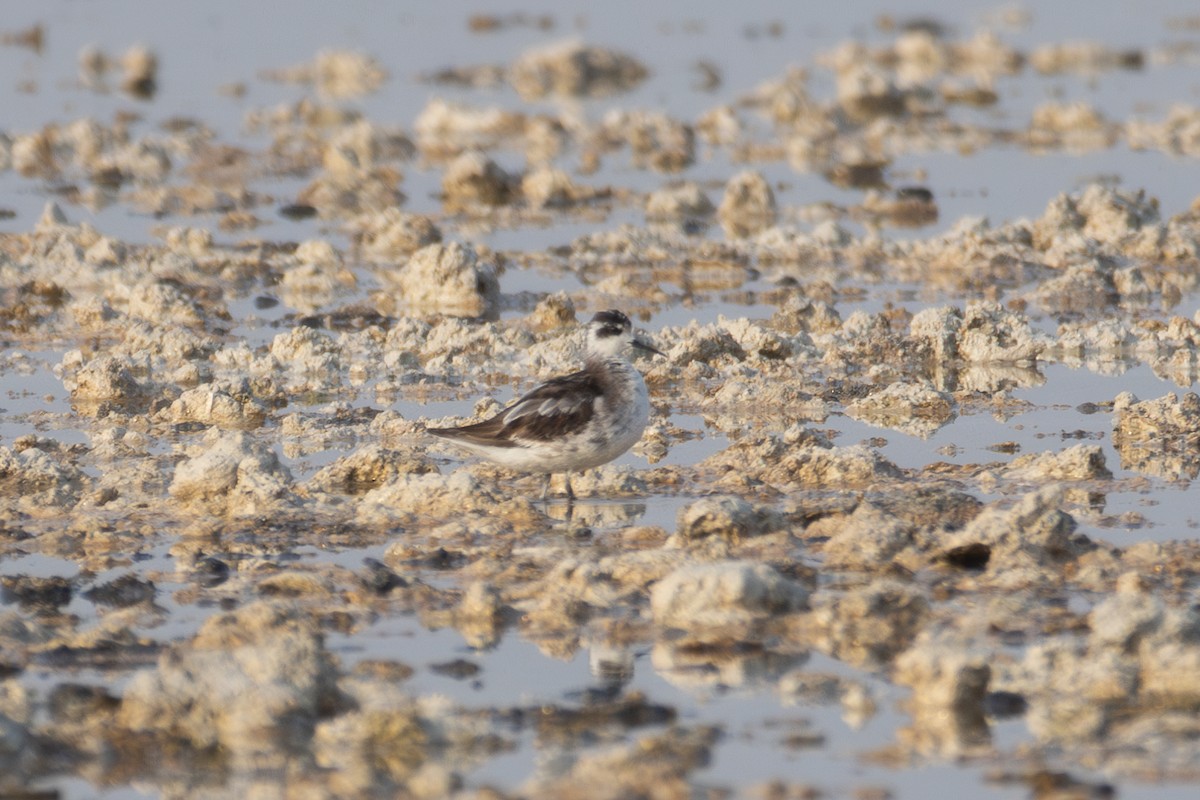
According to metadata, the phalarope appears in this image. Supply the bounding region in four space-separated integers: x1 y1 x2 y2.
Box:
427 309 662 502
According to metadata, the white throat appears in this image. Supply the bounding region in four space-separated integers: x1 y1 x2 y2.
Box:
586 329 632 361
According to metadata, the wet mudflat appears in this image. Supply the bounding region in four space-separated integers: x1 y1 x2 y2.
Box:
2 2 1200 798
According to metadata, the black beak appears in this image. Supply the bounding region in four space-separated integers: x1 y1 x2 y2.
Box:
633 339 664 357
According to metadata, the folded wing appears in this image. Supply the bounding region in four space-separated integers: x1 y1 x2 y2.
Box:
432 369 601 446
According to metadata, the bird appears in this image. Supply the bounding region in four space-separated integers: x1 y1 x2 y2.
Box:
426 309 663 504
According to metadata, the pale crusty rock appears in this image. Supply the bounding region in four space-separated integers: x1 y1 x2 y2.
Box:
565 464 649 498
389 241 499 318
717 316 799 361
321 119 380 176
319 119 412 177
358 471 534 521
263 326 344 393
83 235 128 266
509 40 647 99
1127 105 1200 157
168 429 295 514
88 426 152 460
15 135 57 179
117 601 339 755
528 292 576 331
672 496 783 543
835 63 905 119
660 321 747 365
650 561 808 633
354 208 442 260
412 99 525 155
521 115 569 165
520 165 580 208
279 261 356 313
603 109 695 172
1112 392 1200 479
68 296 118 330
255 571 339 599
94 140 172 183
162 226 214 257
164 383 268 430
701 428 903 489
126 279 207 327
1029 102 1114 150
1029 41 1141 74
59 353 148 405
0 443 90 512
441 150 515 209
818 503 916 570
0 130 14 172
1112 391 1200 444
1030 260 1116 315
717 170 776 236
1111 264 1156 303
264 49 386 98
305 444 436 494
1052 318 1137 358
910 306 962 362
645 181 714 221
1005 444 1111 481
280 240 356 312
293 238 341 267
113 320 215 366
939 487 1083 577
297 164 403 217
957 302 1050 363
696 104 742 145
269 325 340 367
845 382 955 438
63 117 123 165
780 443 904 487
1033 184 1160 252
118 44 157 96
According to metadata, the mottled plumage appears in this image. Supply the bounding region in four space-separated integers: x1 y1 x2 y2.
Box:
427 310 661 501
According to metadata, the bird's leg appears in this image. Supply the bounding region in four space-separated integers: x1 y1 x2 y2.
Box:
541 474 552 503
563 473 576 521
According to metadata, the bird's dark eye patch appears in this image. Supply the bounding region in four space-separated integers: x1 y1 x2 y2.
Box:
596 323 624 338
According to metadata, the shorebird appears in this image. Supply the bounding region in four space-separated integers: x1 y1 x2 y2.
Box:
427 309 662 503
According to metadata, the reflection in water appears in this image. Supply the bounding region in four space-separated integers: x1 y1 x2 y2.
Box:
652 641 808 693
587 640 637 689
541 498 649 527
1112 391 1200 480
953 362 1046 394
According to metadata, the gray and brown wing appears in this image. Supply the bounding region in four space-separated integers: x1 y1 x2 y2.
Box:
428 369 601 447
